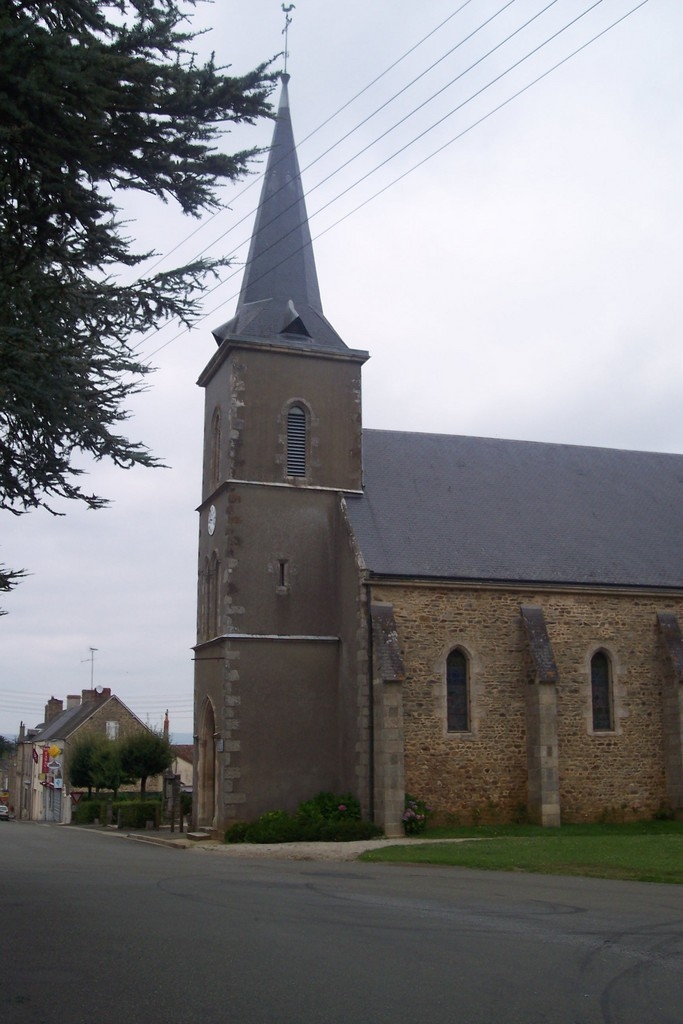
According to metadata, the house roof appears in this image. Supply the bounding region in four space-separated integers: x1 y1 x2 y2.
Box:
212 75 347 354
33 695 142 743
345 429 683 588
32 702 104 743
171 744 194 765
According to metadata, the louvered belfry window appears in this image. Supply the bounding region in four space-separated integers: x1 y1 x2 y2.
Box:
286 404 307 477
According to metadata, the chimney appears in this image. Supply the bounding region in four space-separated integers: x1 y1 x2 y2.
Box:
82 687 111 704
45 697 63 723
66 694 81 710
163 710 169 741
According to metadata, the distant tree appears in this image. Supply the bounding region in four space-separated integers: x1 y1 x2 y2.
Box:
70 733 132 797
90 741 130 798
119 730 172 796
69 735 103 797
0 734 16 757
0 0 276 595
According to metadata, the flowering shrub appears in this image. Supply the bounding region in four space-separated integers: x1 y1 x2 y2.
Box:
402 794 430 836
296 791 361 825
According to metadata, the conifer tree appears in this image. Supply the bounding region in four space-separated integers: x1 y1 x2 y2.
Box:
0 0 276 594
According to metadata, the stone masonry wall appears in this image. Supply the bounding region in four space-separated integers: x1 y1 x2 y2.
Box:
79 700 147 742
376 583 683 824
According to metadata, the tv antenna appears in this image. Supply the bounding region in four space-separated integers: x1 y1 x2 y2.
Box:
81 647 99 690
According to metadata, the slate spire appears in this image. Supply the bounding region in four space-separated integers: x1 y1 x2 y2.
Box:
213 75 346 351
238 73 321 313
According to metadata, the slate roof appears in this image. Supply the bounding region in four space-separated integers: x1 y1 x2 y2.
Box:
34 695 143 742
345 429 683 588
213 76 347 354
33 698 114 742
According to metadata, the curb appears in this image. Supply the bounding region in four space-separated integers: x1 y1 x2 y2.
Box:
125 833 190 850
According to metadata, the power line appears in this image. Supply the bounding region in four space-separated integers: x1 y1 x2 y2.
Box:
135 1 543 356
0 689 195 706
138 0 480 281
312 0 651 245
254 0 566 251
308 0 606 218
129 1 501 355
143 0 648 359
185 0 522 270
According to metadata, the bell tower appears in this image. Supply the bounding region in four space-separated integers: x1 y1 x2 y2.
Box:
193 75 370 831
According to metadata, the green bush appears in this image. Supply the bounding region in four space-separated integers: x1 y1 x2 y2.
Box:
224 792 382 844
296 791 361 826
114 800 161 829
73 799 106 824
224 821 251 844
243 810 300 844
318 819 384 842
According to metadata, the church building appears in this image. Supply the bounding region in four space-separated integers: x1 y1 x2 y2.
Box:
193 75 683 836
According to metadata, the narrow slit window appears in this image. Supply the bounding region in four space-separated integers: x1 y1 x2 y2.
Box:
446 648 469 732
591 651 613 731
286 404 306 477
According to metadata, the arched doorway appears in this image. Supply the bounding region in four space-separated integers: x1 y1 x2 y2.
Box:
197 699 217 829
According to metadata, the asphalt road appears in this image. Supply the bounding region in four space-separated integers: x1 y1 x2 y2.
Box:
2 822 682 1024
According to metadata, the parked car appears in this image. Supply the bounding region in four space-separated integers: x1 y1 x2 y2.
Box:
0 804 10 821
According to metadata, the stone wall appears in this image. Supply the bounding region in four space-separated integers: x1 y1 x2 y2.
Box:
78 698 147 742
375 583 683 824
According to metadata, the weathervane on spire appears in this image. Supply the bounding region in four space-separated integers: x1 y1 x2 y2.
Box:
282 4 295 75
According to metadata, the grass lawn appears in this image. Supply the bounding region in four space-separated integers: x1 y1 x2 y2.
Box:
359 821 683 883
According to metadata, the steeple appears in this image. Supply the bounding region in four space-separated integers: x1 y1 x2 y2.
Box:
194 68 369 840
213 75 346 351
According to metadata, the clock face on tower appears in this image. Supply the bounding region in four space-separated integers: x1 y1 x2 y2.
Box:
207 504 216 536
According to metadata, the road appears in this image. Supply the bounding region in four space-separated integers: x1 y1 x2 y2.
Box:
2 822 682 1023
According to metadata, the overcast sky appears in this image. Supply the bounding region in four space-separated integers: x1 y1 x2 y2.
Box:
2 0 681 740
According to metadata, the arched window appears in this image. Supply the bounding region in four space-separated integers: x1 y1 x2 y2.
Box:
286 404 307 477
200 557 210 641
446 648 469 732
591 650 613 731
207 553 219 639
210 408 221 488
